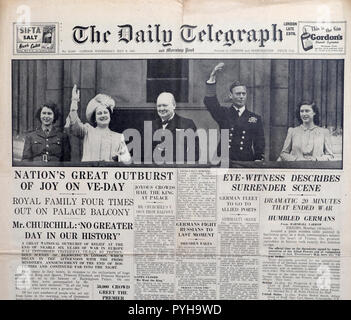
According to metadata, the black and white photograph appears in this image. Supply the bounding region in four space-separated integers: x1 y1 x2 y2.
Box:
12 58 344 168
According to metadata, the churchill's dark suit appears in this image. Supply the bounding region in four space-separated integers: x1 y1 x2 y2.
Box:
152 113 199 163
204 83 265 161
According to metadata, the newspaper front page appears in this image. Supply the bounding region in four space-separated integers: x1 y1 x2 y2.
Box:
0 0 350 303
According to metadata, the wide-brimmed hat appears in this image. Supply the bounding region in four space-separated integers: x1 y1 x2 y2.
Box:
86 94 116 124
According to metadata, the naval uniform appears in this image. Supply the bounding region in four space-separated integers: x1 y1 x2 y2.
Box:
151 113 199 163
22 127 71 162
204 82 265 161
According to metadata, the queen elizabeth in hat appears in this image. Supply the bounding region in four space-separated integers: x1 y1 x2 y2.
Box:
65 84 131 162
